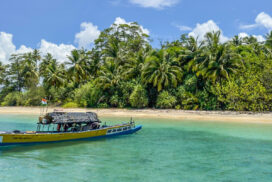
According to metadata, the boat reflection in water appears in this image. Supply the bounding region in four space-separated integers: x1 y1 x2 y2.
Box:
0 111 142 146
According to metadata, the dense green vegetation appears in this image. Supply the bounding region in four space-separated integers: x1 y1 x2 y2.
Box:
1 22 272 111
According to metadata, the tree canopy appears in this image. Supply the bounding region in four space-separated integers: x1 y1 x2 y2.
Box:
0 23 272 111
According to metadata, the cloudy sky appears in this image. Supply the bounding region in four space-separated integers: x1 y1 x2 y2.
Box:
0 0 272 63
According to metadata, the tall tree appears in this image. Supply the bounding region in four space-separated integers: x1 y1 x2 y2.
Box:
66 49 89 84
141 49 183 91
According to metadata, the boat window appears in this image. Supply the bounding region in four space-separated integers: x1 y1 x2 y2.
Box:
128 126 131 129
112 129 116 132
107 130 112 133
117 128 122 132
123 127 127 131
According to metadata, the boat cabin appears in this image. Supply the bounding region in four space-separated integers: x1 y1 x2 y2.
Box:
37 112 101 133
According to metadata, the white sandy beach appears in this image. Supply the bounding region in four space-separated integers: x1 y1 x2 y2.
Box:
0 107 272 123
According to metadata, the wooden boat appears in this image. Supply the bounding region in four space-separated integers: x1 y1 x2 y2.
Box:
0 111 142 146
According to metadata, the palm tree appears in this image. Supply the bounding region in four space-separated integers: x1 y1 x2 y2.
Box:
8 54 24 91
103 37 127 66
66 49 89 84
87 50 101 79
188 32 242 85
141 49 183 91
95 60 122 90
179 36 204 71
21 52 39 88
122 46 151 79
231 35 242 46
202 44 242 83
39 53 55 77
44 60 66 88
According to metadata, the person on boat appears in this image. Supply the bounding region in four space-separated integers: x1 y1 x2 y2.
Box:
91 122 100 129
64 124 69 132
57 124 61 132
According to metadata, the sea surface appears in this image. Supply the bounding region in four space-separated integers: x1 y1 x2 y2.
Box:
0 114 272 182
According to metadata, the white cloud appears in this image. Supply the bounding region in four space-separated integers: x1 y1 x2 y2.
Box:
0 32 16 63
238 32 265 42
15 45 33 54
240 24 258 30
74 22 100 49
176 25 192 31
238 32 249 39
240 12 272 30
255 12 272 29
253 35 265 42
130 0 179 9
113 17 150 35
39 39 75 63
0 32 32 63
188 20 229 43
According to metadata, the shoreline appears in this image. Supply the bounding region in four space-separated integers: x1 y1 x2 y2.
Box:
0 107 272 123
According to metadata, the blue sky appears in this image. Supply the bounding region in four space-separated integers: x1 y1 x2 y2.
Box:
0 0 272 63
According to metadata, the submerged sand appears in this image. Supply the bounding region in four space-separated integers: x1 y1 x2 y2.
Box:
0 107 271 123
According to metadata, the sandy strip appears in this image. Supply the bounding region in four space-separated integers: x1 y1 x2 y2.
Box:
0 107 272 123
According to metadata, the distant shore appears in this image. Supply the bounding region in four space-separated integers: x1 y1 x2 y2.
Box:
0 106 272 123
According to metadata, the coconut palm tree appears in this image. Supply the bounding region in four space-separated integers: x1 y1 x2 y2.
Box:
66 49 89 84
202 44 242 83
95 60 122 90
44 60 66 88
39 53 55 77
87 50 101 79
21 52 39 88
122 46 151 79
141 49 183 91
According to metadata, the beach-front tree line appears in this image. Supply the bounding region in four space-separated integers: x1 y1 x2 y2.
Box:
1 23 272 111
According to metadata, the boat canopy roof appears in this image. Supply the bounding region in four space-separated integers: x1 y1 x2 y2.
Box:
44 112 100 124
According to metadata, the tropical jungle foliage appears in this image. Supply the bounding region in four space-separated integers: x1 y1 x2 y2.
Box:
1 22 272 111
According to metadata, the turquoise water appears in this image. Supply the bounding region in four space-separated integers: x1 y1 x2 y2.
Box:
1 114 272 182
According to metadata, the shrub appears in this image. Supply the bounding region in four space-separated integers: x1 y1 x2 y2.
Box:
23 87 46 106
1 92 23 106
184 75 197 92
175 86 200 110
97 103 108 108
62 102 79 108
129 85 148 108
156 91 176 109
74 82 103 107
110 94 119 107
119 81 137 107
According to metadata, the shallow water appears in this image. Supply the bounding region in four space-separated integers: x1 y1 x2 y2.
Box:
0 114 272 182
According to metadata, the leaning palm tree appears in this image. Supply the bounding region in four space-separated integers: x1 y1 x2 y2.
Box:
141 49 183 91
